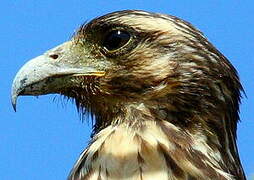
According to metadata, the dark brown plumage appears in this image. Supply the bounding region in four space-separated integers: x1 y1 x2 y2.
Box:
12 10 245 180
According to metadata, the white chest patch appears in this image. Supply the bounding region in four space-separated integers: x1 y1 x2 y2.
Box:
69 121 234 180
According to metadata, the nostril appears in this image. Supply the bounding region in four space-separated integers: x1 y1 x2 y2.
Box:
49 54 59 60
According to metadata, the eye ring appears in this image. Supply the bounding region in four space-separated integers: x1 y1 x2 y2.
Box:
102 30 131 51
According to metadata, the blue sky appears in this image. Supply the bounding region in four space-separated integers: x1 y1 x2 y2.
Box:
1 1 253 179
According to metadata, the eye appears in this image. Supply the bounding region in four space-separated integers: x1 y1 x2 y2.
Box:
103 30 131 51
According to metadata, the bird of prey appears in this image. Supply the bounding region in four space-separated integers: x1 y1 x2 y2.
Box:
11 10 245 180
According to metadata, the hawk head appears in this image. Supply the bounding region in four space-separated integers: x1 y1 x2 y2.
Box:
12 10 245 180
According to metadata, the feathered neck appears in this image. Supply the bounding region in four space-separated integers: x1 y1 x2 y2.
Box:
68 103 236 180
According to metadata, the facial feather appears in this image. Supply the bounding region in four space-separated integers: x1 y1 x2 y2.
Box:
12 10 245 180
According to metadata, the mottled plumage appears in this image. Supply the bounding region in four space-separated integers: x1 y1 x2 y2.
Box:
12 10 245 180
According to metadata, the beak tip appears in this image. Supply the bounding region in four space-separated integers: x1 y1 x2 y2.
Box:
12 104 17 112
11 94 17 112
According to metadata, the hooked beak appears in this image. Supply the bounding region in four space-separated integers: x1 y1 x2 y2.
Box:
11 41 105 111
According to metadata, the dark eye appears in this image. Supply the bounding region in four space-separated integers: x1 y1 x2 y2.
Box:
103 30 131 51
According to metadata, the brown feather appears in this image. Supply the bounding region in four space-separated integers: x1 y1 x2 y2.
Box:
68 10 245 180
11 10 245 180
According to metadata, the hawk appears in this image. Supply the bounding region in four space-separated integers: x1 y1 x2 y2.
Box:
11 10 246 180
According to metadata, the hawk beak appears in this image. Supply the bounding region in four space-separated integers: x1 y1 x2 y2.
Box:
11 41 105 111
